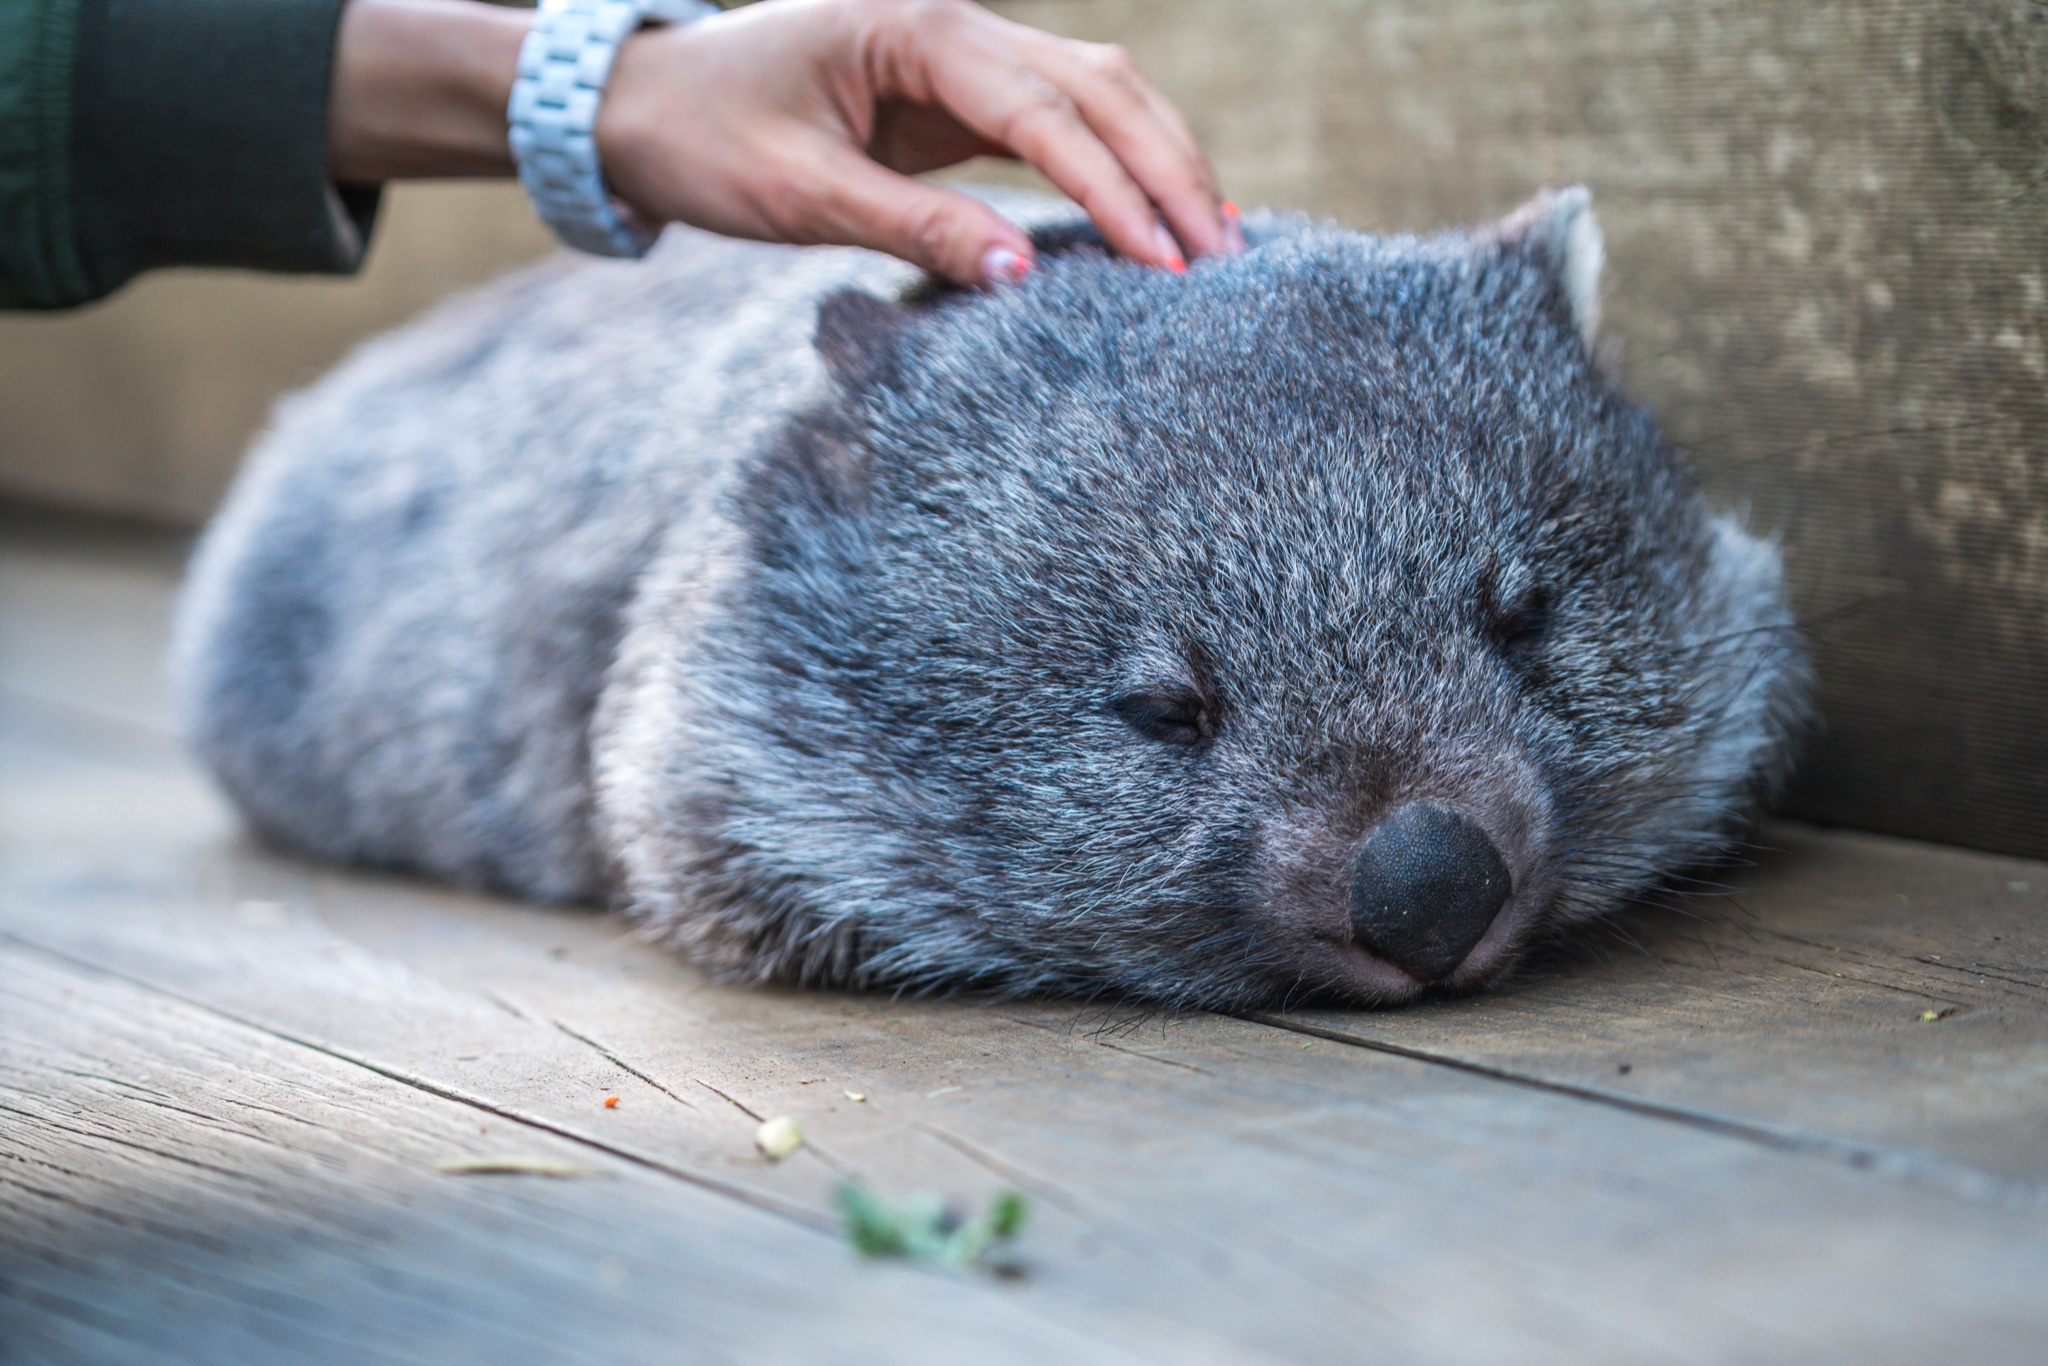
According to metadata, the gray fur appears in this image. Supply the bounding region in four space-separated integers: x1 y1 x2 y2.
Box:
174 189 1808 1008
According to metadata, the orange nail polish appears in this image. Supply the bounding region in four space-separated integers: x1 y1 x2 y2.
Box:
1219 201 1248 254
1152 224 1187 274
980 246 1033 286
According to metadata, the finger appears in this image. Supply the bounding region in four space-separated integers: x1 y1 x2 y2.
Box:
775 137 1037 287
902 39 1185 270
1001 25 1209 178
1004 31 1230 260
865 101 1010 177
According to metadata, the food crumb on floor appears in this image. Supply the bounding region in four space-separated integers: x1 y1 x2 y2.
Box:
756 1115 804 1160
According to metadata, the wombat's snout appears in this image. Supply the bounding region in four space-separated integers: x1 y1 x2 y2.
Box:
1349 805 1513 982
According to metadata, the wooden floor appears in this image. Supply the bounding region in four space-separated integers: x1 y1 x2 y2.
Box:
3 509 2045 1365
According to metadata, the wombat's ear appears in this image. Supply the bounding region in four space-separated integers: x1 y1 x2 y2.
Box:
1492 185 1604 348
814 289 914 393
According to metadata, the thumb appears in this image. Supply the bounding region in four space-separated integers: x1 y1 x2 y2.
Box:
806 149 1036 287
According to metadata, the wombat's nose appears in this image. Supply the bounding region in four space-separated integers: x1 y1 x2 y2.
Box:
1349 804 1512 982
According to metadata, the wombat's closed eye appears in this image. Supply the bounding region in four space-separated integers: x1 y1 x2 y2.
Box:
1112 686 1214 746
175 185 1808 1011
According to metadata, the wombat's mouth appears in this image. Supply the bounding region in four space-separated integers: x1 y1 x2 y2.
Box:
1263 797 1554 1006
1306 897 1542 1005
1321 940 1433 1004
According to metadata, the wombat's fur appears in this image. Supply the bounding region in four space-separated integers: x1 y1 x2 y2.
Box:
173 189 1808 1008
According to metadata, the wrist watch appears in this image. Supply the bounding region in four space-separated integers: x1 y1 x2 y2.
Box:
507 0 721 258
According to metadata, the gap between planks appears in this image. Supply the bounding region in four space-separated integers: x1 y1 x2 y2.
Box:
1233 1011 2039 1211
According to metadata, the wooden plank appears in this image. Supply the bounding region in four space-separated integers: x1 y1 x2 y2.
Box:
0 946 1152 1366
14 796 2048 1363
6 524 2048 1360
977 0 2048 858
1269 823 2048 1190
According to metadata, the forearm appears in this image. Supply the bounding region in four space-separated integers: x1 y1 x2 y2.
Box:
327 0 528 183
327 0 1234 284
5 0 1230 309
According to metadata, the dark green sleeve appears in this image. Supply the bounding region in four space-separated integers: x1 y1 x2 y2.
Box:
0 0 91 305
0 0 382 310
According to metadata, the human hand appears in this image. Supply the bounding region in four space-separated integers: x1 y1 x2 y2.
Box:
328 0 1241 286
598 0 1238 284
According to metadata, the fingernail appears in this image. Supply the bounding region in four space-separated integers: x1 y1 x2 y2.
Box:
1154 225 1187 274
980 246 1032 287
1221 201 1247 253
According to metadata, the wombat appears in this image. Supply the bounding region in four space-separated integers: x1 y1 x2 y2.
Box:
172 188 1808 1009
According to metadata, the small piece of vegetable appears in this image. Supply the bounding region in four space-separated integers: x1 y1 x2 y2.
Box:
1919 1007 1957 1022
755 1115 804 1160
434 1154 592 1178
835 1182 1028 1268
842 1090 866 1102
603 1096 620 1109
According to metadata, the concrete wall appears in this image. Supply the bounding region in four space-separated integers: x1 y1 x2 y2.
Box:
988 0 2048 860
0 183 553 524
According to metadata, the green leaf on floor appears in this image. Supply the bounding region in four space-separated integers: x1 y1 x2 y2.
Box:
835 1181 1028 1269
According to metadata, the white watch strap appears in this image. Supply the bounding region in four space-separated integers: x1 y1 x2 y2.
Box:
507 0 718 259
